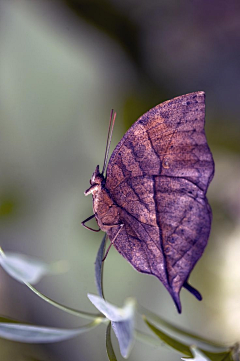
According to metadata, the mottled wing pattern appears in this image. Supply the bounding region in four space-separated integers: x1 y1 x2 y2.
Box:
105 91 214 311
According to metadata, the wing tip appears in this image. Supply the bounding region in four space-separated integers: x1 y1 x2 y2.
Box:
195 90 205 101
184 90 205 102
170 281 202 313
173 295 182 314
196 90 205 96
168 288 182 313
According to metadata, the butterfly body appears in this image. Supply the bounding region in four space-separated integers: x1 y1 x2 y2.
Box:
84 92 214 312
84 166 121 232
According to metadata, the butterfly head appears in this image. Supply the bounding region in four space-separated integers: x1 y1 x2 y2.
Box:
84 165 104 196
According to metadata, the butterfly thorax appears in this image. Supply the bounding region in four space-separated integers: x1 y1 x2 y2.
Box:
84 165 119 231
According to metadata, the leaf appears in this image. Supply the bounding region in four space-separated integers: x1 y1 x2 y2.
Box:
144 318 233 361
0 315 20 324
0 319 101 343
231 343 240 361
0 249 104 320
88 294 135 358
95 234 107 298
111 320 134 359
0 248 61 284
143 317 192 357
139 305 228 351
181 346 234 361
106 322 118 361
182 347 211 361
203 351 234 361
134 329 164 347
88 294 135 322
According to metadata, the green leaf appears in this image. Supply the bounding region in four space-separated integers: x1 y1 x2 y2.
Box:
95 234 107 299
106 322 118 361
139 305 228 351
181 346 234 361
0 319 101 343
202 350 233 361
134 329 164 347
143 317 192 357
143 318 233 361
182 347 211 361
26 283 103 320
0 315 20 324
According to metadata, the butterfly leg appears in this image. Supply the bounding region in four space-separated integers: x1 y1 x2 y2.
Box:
81 214 101 232
102 223 124 261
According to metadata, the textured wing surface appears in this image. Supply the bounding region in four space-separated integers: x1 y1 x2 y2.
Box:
105 92 214 311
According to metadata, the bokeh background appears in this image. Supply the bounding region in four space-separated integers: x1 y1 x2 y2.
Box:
0 0 240 360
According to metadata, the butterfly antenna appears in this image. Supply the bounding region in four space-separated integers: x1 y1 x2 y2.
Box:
102 109 116 176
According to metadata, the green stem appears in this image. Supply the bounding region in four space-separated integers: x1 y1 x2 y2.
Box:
25 282 105 321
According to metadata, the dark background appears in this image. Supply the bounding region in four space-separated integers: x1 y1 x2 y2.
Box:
0 0 240 360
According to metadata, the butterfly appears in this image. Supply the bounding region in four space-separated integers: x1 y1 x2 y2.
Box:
82 91 214 312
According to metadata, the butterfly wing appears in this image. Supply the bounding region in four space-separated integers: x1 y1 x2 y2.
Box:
105 91 214 312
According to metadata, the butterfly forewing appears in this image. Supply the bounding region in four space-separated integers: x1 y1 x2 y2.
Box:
104 91 214 311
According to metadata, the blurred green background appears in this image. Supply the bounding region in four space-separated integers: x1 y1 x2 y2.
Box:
0 0 240 360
